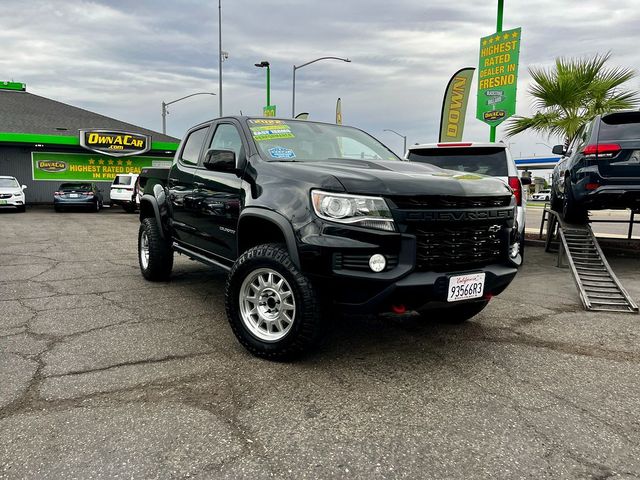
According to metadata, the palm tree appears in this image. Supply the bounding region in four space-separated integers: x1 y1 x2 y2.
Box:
505 53 639 146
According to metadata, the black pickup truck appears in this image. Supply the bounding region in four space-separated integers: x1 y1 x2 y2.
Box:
138 117 522 359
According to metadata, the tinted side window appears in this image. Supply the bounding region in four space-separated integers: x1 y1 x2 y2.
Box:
209 124 244 161
180 127 209 166
408 147 508 176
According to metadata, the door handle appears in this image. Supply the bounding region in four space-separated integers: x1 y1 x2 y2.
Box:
193 182 205 188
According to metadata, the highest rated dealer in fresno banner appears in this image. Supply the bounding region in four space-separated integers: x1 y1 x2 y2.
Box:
32 152 171 182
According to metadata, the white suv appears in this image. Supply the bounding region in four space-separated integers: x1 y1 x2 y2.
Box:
0 176 27 212
406 142 529 256
109 174 139 213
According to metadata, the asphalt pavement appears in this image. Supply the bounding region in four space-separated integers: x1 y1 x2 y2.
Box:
1 206 640 479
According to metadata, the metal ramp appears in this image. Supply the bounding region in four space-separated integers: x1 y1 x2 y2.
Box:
542 206 638 314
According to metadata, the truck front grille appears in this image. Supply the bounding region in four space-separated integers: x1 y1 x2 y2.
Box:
412 224 505 272
387 195 512 210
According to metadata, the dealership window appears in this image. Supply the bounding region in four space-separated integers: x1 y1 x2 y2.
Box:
180 127 209 166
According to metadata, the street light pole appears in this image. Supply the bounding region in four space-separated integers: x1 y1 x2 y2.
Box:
291 56 351 118
384 129 407 155
161 92 216 134
218 0 223 117
254 61 271 107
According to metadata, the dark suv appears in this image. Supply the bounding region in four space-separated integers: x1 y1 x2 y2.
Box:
138 117 522 359
551 111 640 222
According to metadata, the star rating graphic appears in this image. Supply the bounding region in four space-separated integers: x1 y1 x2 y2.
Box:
126 160 132 166
88 159 95 165
117 160 123 166
98 159 105 165
108 159 114 165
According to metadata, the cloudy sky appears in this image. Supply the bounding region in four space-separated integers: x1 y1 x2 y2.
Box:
1 0 639 160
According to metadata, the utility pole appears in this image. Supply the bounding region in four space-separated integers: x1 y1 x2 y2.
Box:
218 0 223 117
489 0 504 143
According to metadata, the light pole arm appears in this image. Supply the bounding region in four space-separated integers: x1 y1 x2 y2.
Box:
384 129 408 155
294 56 351 71
165 92 216 107
291 56 350 118
162 92 216 134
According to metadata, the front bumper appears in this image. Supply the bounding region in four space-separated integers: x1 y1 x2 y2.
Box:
0 196 25 207
299 218 521 313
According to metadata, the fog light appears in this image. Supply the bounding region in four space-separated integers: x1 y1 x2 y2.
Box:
510 241 520 258
369 254 386 272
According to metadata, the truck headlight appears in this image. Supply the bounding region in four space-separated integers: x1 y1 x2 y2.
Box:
311 190 395 232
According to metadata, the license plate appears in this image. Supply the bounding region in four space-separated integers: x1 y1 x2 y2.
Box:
117 189 123 193
70 193 79 198
447 273 485 302
0 200 6 205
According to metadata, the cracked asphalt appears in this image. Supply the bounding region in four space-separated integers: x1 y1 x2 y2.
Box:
1 206 640 479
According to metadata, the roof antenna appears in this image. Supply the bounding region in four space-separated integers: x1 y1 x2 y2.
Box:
239 110 243 115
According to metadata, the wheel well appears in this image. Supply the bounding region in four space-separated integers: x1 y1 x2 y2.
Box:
237 216 288 254
139 198 155 220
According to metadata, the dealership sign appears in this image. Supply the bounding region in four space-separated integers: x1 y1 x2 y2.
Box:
476 27 521 127
79 129 151 157
439 67 475 142
32 152 172 182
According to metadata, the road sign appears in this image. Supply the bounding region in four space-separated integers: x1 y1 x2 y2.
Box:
263 105 276 117
476 27 521 127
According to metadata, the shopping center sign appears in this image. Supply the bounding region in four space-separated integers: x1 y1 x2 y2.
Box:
32 152 172 182
476 27 521 127
79 129 151 157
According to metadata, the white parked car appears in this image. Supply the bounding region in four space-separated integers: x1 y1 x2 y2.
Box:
109 173 139 212
531 189 551 202
406 142 530 257
0 176 27 212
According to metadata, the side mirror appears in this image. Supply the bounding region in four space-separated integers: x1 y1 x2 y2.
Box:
520 176 532 186
551 145 565 156
203 149 237 173
21 185 27 190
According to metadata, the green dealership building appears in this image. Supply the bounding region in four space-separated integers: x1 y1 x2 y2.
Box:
0 81 179 204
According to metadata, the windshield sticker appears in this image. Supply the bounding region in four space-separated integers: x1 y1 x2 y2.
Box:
268 146 296 159
250 124 295 141
249 119 284 125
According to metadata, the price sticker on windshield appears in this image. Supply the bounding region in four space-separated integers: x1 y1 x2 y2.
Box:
447 273 485 302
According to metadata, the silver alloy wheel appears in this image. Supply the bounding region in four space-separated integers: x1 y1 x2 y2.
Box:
140 231 150 270
239 268 296 342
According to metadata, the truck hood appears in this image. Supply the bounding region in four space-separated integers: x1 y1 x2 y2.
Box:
273 158 512 197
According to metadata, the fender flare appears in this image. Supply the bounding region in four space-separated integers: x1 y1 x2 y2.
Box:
139 184 170 239
238 208 301 268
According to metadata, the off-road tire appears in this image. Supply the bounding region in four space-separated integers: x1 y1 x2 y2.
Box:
225 243 322 360
562 181 587 224
419 300 489 324
138 217 173 281
550 189 562 213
